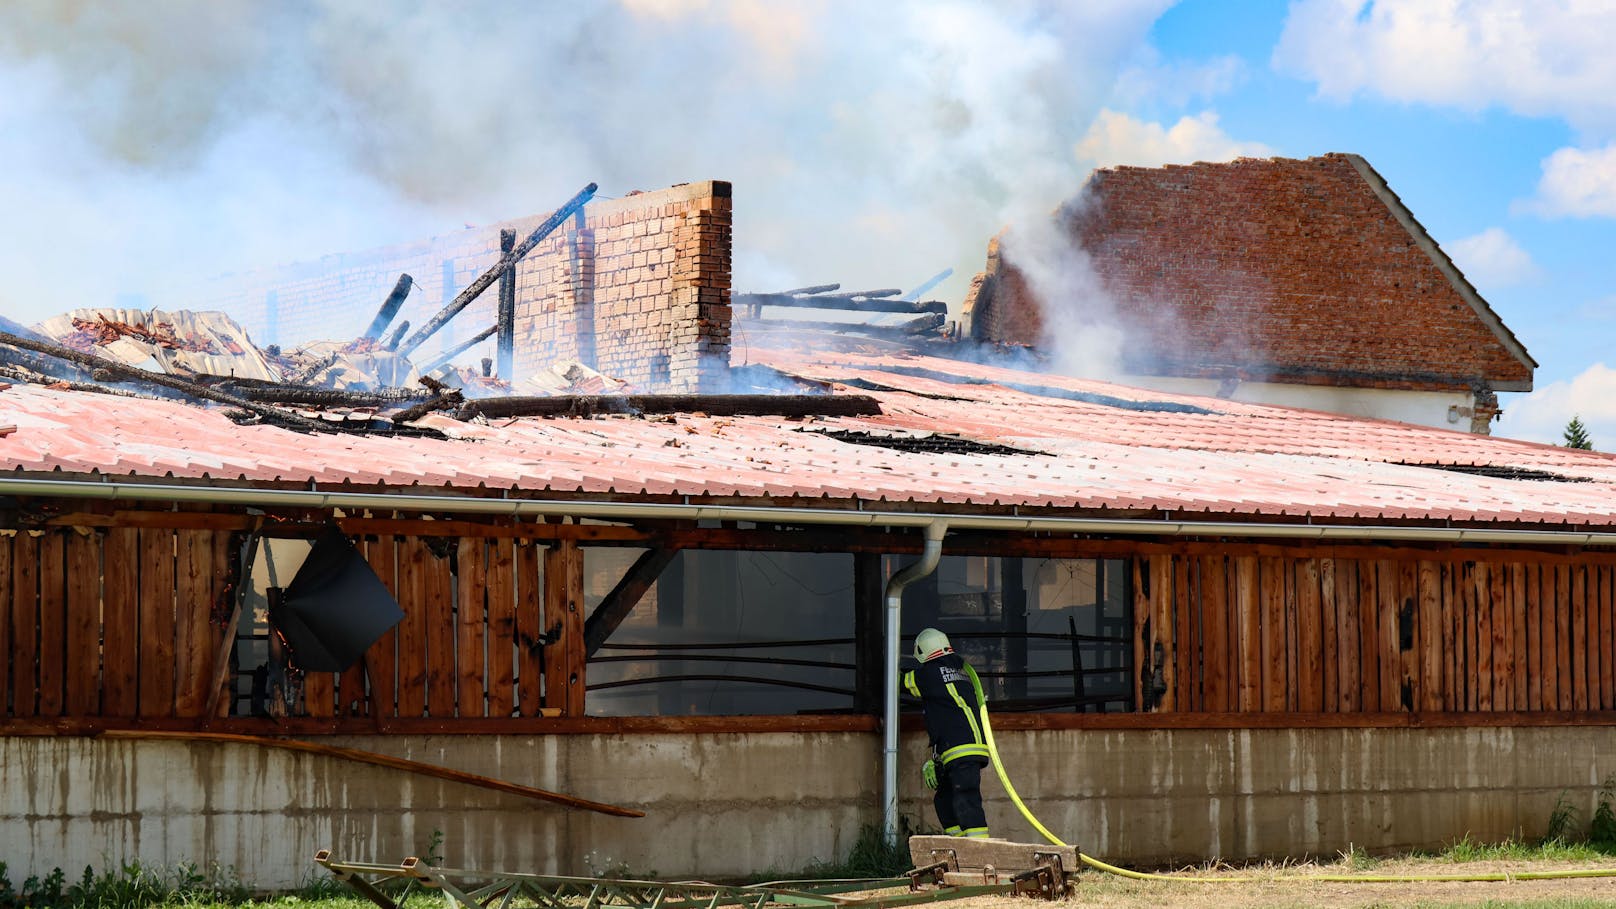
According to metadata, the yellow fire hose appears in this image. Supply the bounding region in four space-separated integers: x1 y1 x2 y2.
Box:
961 665 1616 884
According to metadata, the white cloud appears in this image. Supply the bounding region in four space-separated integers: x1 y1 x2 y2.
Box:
1521 143 1616 218
1274 0 1616 135
1444 227 1539 288
1496 362 1616 448
1074 109 1272 169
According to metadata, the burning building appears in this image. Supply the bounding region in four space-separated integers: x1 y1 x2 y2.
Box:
0 167 1613 887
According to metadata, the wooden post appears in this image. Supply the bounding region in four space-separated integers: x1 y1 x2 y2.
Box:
544 540 586 716
853 552 885 713
456 537 489 718
496 229 517 379
515 540 545 717
486 538 517 718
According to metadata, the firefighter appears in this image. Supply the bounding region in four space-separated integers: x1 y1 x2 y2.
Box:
902 627 991 839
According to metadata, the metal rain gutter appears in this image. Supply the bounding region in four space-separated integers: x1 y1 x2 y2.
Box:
4 477 1616 547
881 520 945 847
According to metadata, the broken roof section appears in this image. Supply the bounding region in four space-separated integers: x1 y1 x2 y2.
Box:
964 153 1535 394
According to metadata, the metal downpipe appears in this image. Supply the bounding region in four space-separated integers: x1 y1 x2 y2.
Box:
881 520 946 846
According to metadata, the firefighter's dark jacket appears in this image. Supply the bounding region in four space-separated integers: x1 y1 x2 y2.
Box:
902 652 989 765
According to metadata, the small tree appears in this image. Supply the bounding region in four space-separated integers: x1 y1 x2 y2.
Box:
1564 415 1594 450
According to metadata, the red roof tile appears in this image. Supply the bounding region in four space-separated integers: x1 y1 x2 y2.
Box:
0 346 1611 527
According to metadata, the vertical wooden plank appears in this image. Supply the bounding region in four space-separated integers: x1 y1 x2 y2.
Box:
1487 560 1509 711
1153 555 1176 712
395 537 430 717
1511 563 1528 711
1377 561 1400 711
1174 555 1195 711
1297 558 1323 712
1418 561 1443 712
10 533 39 717
0 536 10 716
137 529 175 718
173 530 216 718
1439 562 1457 712
1284 557 1300 712
1396 561 1418 711
424 538 457 717
63 531 101 717
1233 556 1260 712
1358 556 1380 712
1525 563 1543 711
1474 562 1493 711
1557 563 1574 711
1320 557 1339 712
362 535 399 719
1591 563 1605 711
456 537 489 718
37 531 66 717
1573 564 1590 712
1131 560 1149 711
1336 559 1361 712
515 541 545 716
100 528 140 717
1596 566 1609 708
1457 562 1474 712
1202 556 1229 712
1260 557 1286 712
544 540 586 716
486 537 518 718
208 530 237 720
1537 562 1556 710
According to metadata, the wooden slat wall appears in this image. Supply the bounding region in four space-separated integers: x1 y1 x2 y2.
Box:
1136 548 1616 716
515 540 545 716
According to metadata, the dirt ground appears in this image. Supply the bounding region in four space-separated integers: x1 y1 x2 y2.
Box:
953 856 1616 908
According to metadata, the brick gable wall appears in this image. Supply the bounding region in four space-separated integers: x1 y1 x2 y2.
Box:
965 154 1533 393
200 181 732 394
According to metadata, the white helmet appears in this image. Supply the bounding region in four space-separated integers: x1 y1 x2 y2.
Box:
914 628 953 663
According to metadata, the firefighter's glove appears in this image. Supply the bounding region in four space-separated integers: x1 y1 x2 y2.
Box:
922 758 938 791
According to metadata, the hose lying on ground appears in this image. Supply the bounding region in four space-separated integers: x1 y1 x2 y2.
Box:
959 665 1616 884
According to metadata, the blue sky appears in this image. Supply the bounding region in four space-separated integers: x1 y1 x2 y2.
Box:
0 1 1612 446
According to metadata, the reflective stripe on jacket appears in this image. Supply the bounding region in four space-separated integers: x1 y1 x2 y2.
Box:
901 652 987 764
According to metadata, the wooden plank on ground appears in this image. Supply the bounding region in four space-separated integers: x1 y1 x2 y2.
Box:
1260 557 1285 712
1359 556 1380 712
1418 561 1442 712
37 531 66 717
1336 558 1360 712
1573 565 1589 712
1474 562 1493 711
64 530 101 717
362 535 400 719
1297 558 1323 712
486 537 517 718
424 538 457 717
395 536 430 718
173 530 216 718
456 537 489 718
907 836 1077 875
1202 556 1230 712
515 540 544 716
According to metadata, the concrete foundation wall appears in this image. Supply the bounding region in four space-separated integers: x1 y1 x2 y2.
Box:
4 726 1613 888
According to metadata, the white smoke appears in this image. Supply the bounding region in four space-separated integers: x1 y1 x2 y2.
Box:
0 1 1174 346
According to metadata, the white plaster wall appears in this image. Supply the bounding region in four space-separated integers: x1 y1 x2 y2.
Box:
1120 375 1477 432
3 727 1613 889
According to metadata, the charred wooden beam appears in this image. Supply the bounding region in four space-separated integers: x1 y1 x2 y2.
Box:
362 273 414 340
583 547 682 656
774 283 840 296
392 388 466 424
456 393 882 420
496 228 517 379
382 320 410 352
217 385 423 407
734 292 948 315
818 287 903 299
419 324 498 374
0 331 331 433
742 313 946 337
398 182 597 358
